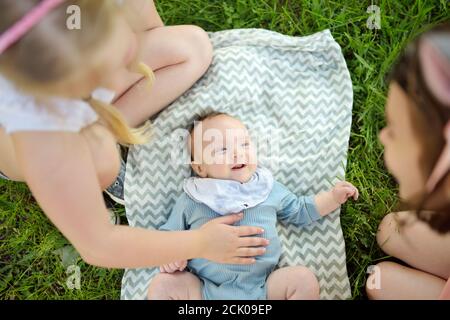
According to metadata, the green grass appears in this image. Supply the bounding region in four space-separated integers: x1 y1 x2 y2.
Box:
1 0 449 300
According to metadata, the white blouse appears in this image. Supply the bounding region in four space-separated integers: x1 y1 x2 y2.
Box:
0 75 116 134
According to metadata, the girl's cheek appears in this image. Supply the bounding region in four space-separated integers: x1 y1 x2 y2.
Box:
385 149 409 186
383 151 394 175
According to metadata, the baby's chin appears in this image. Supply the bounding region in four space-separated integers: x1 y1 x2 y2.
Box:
229 165 256 183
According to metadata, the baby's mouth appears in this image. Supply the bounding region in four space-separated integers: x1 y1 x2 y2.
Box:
231 164 246 170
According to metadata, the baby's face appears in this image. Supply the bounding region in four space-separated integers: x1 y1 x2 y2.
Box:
190 114 257 183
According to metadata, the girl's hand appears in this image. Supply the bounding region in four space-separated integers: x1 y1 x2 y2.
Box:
332 181 359 204
197 213 269 265
160 260 187 273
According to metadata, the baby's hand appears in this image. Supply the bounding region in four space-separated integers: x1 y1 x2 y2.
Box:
331 181 359 204
159 260 188 273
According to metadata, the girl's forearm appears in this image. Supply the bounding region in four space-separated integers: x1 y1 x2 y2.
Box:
84 225 203 269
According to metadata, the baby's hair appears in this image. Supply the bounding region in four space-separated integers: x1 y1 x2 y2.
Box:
188 111 232 161
0 0 151 145
188 111 229 135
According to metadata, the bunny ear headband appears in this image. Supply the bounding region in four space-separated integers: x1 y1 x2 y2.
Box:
418 32 450 193
0 0 66 55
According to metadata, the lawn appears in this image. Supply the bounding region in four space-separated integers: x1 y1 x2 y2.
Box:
1 0 449 300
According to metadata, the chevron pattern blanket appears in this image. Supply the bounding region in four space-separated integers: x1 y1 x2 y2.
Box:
121 28 353 300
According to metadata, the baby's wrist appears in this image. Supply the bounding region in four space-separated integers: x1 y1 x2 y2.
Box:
327 189 342 208
315 191 338 216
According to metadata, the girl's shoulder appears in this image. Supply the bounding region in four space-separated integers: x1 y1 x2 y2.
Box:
0 75 99 134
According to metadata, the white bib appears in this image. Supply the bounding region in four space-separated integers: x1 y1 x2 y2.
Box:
183 166 274 215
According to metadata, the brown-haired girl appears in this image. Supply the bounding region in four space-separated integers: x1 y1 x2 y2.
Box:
366 23 450 300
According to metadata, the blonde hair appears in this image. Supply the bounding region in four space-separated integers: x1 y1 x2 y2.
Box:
0 0 151 145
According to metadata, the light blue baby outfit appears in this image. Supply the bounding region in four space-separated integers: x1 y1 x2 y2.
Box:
159 168 322 300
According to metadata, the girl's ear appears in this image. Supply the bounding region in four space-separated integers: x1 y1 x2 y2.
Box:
191 163 207 178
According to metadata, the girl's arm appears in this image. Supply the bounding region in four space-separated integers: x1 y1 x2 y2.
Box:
113 25 213 127
122 0 164 32
12 131 266 268
439 278 450 300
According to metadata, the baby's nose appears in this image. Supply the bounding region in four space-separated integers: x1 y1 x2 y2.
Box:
234 148 246 160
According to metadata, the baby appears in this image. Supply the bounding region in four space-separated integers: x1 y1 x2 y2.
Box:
147 113 358 300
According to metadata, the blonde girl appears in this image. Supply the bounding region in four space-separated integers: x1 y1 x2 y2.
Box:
0 0 268 269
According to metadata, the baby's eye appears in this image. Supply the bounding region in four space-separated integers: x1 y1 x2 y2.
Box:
242 142 250 148
215 147 227 155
